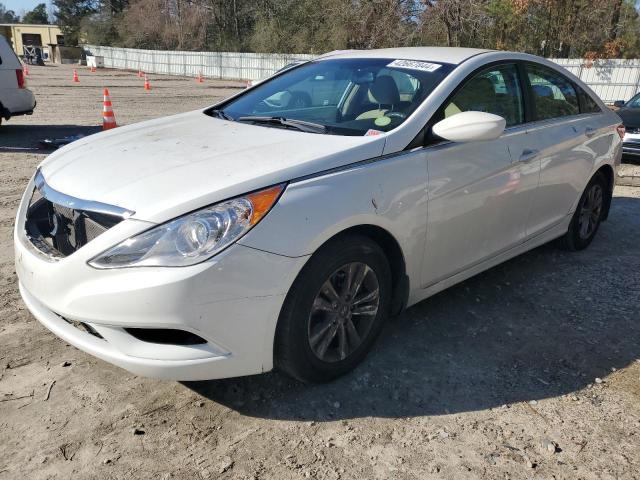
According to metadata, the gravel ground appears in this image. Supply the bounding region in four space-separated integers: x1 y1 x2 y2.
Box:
1 64 639 480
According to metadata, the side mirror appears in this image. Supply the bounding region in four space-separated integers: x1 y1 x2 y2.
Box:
613 100 625 108
432 111 506 143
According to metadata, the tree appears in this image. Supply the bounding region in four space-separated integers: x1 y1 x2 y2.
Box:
52 0 97 46
0 2 20 23
23 3 49 24
64 0 640 58
83 0 129 46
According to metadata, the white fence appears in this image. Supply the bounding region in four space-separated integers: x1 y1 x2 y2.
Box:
84 45 640 103
551 58 640 103
83 45 314 82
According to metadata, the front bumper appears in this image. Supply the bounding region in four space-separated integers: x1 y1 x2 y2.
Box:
14 182 308 380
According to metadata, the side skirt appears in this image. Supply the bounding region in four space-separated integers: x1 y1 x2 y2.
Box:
407 215 572 307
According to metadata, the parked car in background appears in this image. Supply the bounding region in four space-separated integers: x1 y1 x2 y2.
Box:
0 35 36 126
614 93 640 157
15 47 622 384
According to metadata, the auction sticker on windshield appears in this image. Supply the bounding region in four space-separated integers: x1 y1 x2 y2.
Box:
387 59 442 72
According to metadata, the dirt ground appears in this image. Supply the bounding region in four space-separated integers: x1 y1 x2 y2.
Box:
1 64 639 480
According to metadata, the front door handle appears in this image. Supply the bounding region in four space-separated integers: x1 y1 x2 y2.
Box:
585 126 597 137
518 148 539 163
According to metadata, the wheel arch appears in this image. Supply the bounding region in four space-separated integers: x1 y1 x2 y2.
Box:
306 224 409 316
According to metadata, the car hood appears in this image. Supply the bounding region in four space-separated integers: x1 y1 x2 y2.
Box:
39 110 386 223
617 107 640 127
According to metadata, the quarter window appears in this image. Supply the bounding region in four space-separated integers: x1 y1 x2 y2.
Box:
444 64 524 127
578 88 602 113
526 64 579 120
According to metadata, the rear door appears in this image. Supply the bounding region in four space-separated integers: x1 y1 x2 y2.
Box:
421 63 540 287
520 62 610 235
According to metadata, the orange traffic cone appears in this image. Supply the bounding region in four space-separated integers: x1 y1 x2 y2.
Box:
102 88 117 130
90 65 96 73
73 69 80 83
24 65 29 76
138 70 144 78
144 74 151 91
196 72 204 83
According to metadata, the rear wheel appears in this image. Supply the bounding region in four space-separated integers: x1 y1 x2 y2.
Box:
561 172 607 251
275 234 391 383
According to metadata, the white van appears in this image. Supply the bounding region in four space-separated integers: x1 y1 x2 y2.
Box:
0 35 36 126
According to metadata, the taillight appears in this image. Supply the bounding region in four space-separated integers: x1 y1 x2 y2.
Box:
616 124 626 139
16 69 25 89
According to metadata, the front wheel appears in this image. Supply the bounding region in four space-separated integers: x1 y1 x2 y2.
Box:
275 234 392 383
561 172 607 251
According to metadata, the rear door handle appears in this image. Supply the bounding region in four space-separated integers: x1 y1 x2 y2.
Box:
585 126 597 137
518 148 539 163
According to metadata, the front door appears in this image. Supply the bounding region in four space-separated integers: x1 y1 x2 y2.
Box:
421 63 540 287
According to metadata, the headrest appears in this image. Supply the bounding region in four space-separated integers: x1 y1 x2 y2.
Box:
369 75 400 105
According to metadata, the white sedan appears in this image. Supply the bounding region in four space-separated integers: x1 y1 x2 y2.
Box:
15 47 622 383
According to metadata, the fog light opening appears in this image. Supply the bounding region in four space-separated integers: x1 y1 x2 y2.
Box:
124 328 207 345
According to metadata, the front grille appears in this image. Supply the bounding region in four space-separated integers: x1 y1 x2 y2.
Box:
25 189 123 258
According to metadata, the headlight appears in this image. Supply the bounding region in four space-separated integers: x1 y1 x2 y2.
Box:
89 184 285 268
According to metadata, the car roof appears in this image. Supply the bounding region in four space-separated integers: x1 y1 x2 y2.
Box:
317 47 494 65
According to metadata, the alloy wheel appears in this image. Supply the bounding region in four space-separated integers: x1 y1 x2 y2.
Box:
308 262 380 363
578 183 603 240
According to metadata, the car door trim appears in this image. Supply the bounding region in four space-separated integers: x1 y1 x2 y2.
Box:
290 119 536 185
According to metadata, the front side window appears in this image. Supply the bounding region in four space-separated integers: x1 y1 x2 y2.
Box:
443 64 524 127
526 64 579 120
217 58 454 136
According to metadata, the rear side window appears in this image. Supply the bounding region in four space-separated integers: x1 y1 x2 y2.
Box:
526 64 579 120
444 64 524 127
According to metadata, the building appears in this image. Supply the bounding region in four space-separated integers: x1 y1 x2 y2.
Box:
0 23 64 63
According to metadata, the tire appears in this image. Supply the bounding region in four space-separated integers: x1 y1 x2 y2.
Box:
275 234 392 383
560 172 607 251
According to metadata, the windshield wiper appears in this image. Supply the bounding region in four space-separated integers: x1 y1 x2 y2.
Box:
210 109 234 121
236 116 326 134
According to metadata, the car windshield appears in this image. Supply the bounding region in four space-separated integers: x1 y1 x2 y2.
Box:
626 93 640 108
214 58 454 136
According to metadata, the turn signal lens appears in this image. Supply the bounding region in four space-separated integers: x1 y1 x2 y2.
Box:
246 185 286 225
616 124 626 139
90 184 286 268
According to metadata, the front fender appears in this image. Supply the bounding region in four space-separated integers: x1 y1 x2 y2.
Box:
238 150 429 291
